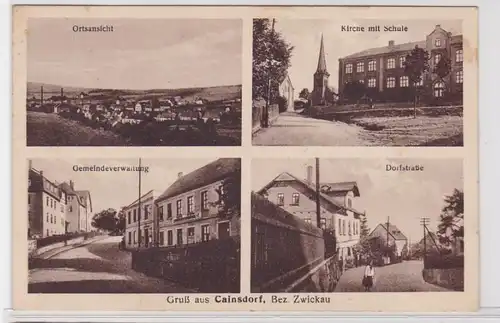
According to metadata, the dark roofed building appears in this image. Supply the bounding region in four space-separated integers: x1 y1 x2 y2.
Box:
369 223 408 258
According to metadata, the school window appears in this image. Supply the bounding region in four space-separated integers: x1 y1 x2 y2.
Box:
435 38 441 47
434 53 442 64
456 49 463 63
202 224 210 242
433 81 445 97
159 231 164 245
368 60 376 71
187 227 195 244
187 196 194 214
348 198 352 208
291 193 300 205
400 76 409 87
50 214 53 224
144 205 149 220
176 199 182 218
46 196 49 206
456 70 463 84
277 193 284 206
345 63 353 74
133 209 137 222
128 232 131 245
399 56 406 68
167 203 172 219
387 58 395 69
201 190 209 210
158 206 164 221
167 230 173 246
320 218 326 230
386 77 396 88
356 62 364 73
304 218 312 225
176 228 183 245
367 78 376 88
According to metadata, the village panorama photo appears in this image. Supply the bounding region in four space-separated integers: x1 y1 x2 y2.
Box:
26 18 242 146
251 158 464 293
252 18 464 146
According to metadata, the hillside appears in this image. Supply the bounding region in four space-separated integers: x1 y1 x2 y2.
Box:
27 82 242 102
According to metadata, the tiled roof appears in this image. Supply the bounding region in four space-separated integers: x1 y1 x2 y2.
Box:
156 158 241 202
321 181 360 197
76 190 92 211
378 223 408 241
342 40 426 60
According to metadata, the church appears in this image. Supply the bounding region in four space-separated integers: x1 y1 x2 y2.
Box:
310 34 331 106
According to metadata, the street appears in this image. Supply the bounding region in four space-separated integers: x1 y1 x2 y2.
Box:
28 236 194 293
334 260 450 292
252 112 370 146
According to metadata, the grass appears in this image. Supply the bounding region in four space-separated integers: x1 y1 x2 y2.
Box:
27 112 128 146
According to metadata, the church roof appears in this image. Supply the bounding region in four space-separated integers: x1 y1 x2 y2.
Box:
316 34 329 74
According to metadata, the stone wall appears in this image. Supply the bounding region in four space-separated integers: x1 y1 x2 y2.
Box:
422 268 464 291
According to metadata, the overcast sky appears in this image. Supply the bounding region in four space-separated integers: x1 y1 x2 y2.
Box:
30 158 219 213
252 158 463 243
27 18 242 89
274 19 462 98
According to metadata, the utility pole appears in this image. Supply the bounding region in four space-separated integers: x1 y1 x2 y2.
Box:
138 158 142 248
315 158 321 229
263 18 276 128
386 216 390 249
420 217 430 261
40 85 44 106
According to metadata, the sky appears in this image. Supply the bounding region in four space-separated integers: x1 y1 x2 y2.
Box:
251 158 463 244
27 18 242 89
30 158 219 213
274 19 462 98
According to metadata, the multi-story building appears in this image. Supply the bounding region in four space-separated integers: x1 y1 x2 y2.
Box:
336 24 463 104
257 165 364 262
59 180 92 233
28 161 66 238
124 190 161 249
154 158 241 248
369 223 408 259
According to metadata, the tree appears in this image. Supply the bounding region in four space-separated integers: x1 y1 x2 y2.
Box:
299 88 310 100
359 213 370 238
252 19 294 102
434 54 451 81
342 81 366 103
403 45 430 118
437 189 464 247
213 160 241 218
91 208 123 233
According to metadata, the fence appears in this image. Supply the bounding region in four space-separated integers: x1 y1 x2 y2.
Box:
252 99 280 133
251 193 340 292
131 237 240 293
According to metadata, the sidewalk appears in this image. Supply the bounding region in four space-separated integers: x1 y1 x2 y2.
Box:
35 234 110 260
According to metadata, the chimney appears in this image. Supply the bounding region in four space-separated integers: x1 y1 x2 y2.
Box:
306 165 313 186
70 180 74 190
177 172 183 179
436 24 441 28
388 40 395 47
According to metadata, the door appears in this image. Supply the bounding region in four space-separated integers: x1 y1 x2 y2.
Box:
218 221 230 240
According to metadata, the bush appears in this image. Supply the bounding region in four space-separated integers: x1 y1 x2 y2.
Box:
36 232 89 248
424 252 464 269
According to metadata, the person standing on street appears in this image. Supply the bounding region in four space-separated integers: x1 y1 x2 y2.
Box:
362 260 375 292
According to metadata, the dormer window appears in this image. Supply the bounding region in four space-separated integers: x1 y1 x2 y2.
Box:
435 38 441 47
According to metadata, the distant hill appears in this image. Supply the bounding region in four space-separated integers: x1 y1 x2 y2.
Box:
26 82 242 102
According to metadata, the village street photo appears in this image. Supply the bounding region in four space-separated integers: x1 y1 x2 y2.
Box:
252 18 464 146
26 18 242 146
28 158 241 293
251 158 464 293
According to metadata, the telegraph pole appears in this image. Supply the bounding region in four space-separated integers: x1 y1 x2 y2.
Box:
315 158 321 228
263 18 276 128
138 158 142 248
420 217 430 261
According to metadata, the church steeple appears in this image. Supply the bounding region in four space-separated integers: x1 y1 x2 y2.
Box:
316 34 328 75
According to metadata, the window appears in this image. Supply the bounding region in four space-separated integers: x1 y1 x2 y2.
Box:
386 77 396 88
46 213 49 222
415 76 424 87
338 218 342 235
387 58 395 69
400 76 409 87
304 218 312 225
133 209 137 222
345 63 353 74
167 203 172 219
277 193 284 206
368 60 376 71
176 199 182 218
359 79 364 84
176 228 183 245
320 218 326 230
202 224 210 242
292 193 300 205
46 196 49 206
399 56 406 68
435 38 441 47
456 49 463 63
434 53 442 64
128 232 131 245
187 227 195 244
69 206 72 212
159 231 164 245
356 62 364 73
201 191 209 210
28 195 31 204
433 81 445 97
456 70 463 84
50 214 53 224
368 78 376 88
348 221 352 235
158 206 164 221
347 198 352 208
218 221 230 240
343 220 346 236
167 230 173 245
187 196 194 214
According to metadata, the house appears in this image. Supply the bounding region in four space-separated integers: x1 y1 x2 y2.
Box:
28 162 67 238
59 180 92 233
338 24 463 103
256 165 364 262
368 223 408 259
124 190 161 249
154 158 241 248
278 73 294 112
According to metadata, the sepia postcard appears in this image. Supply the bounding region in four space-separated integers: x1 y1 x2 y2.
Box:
12 5 478 313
